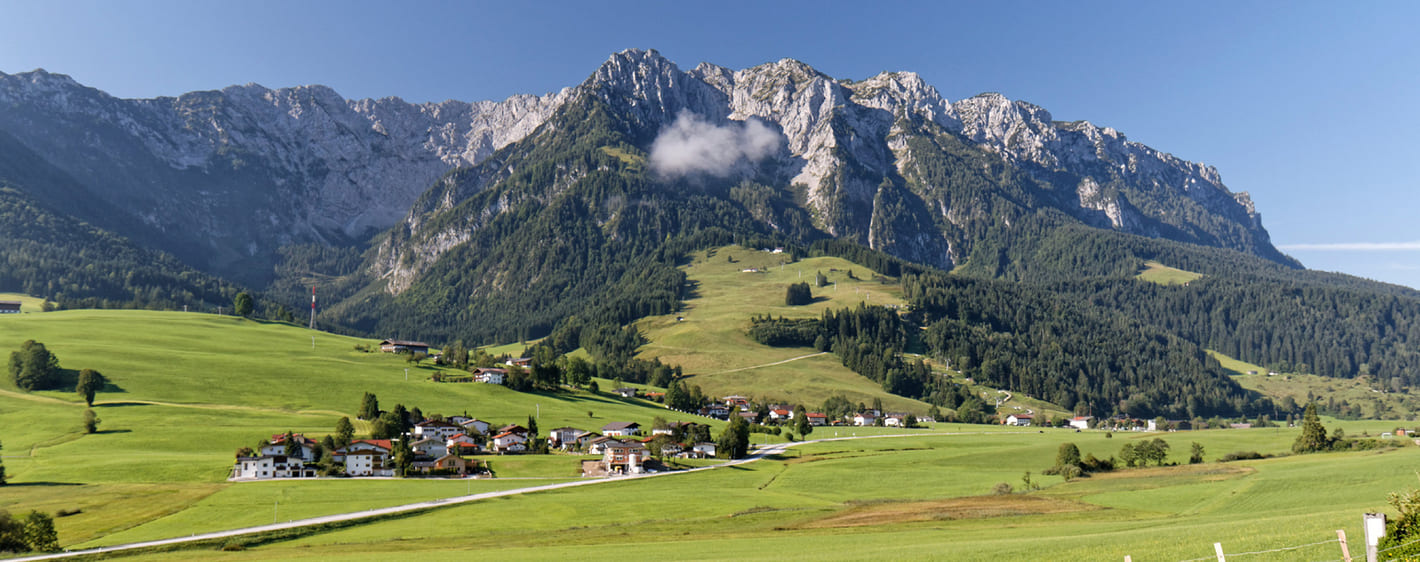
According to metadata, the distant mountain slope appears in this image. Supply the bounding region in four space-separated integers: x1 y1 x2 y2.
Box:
0 49 1290 287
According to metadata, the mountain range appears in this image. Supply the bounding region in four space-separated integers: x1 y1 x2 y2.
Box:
2 49 1416 417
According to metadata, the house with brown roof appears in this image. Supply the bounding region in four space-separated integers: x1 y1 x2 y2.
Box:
380 339 429 354
602 440 649 474
0 300 20 314
601 421 641 437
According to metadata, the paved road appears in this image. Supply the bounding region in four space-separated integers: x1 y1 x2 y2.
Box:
6 433 954 561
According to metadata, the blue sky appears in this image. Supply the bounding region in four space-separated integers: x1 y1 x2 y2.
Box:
2 0 1417 288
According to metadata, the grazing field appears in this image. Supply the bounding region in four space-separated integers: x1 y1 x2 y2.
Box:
1135 260 1204 285
130 426 1415 561
0 310 719 546
0 292 47 313
1211 350 1419 420
635 245 927 412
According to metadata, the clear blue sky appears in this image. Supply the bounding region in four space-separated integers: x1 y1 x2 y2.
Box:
3 0 1417 288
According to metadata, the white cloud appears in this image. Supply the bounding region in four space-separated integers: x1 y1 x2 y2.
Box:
1278 241 1420 251
649 112 782 179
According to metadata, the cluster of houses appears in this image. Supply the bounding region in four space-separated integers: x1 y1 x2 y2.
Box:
687 395 924 427
231 415 719 481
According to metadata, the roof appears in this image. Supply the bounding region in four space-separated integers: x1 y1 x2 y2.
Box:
0 300 20 307
473 367 508 374
492 431 526 440
606 440 647 450
602 421 640 431
348 439 392 450
416 419 461 428
380 339 429 347
771 409 790 415
805 412 827 418
1013 414 1034 419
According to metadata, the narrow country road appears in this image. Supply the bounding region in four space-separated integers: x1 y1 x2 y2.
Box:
1 432 956 561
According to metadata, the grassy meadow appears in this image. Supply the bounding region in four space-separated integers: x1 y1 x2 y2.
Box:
0 309 718 546
635 245 927 413
118 424 1419 561
1211 350 1420 420
1136 260 1204 285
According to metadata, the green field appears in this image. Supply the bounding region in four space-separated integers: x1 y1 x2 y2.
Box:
1211 350 1419 420
0 310 718 546
1136 260 1204 285
0 292 48 313
114 425 1417 561
635 246 927 413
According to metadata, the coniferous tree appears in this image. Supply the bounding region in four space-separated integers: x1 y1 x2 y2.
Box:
334 417 355 449
1293 402 1330 453
785 282 812 306
358 392 380 420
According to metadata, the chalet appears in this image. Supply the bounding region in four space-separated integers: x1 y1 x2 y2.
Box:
460 418 492 435
601 421 641 437
505 357 533 368
737 411 758 422
883 414 910 427
431 454 471 475
1005 414 1033 426
565 431 598 450
261 434 319 461
804 412 828 426
644 392 665 401
651 426 674 437
692 442 717 458
587 435 617 455
446 436 482 455
471 368 507 385
497 424 530 437
0 301 20 314
603 440 649 474
700 404 730 419
491 431 528 453
343 450 393 477
380 339 429 354
768 409 792 422
1068 416 1093 430
852 412 877 426
723 395 751 407
410 436 448 458
232 454 316 480
414 419 466 441
658 441 684 456
613 388 638 398
547 427 584 448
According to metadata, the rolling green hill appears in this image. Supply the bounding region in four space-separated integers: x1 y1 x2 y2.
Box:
0 310 720 546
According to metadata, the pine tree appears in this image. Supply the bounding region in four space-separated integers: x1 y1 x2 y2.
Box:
1292 402 1330 453
358 392 379 420
334 417 354 449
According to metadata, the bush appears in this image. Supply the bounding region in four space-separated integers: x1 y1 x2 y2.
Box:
992 482 1014 495
1218 451 1269 462
785 282 812 306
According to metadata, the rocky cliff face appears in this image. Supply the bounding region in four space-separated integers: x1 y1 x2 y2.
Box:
0 49 1289 288
0 69 567 282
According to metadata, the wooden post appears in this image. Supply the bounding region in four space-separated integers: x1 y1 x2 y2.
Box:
1338 529 1352 562
1214 542 1226 562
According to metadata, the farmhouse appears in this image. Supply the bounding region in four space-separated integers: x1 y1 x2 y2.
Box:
0 300 20 314
768 409 792 422
379 339 429 354
853 412 877 426
1005 414 1033 426
505 357 533 368
460 418 492 435
414 419 466 441
601 421 641 437
613 387 638 398
261 434 319 461
805 412 828 426
471 368 506 385
232 455 316 479
1068 416 1094 430
602 439 649 474
492 431 528 453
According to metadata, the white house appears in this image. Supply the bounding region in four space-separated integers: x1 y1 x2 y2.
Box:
852 412 877 426
260 434 318 462
460 418 492 435
1006 414 1033 426
492 431 528 453
805 413 828 426
768 409 792 422
601 422 641 437
414 419 466 441
410 436 448 458
692 442 717 457
548 427 584 448
232 455 315 480
343 450 393 477
472 368 507 385
1069 416 1093 430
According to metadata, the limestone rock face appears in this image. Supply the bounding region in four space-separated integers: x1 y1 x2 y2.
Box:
0 49 1286 287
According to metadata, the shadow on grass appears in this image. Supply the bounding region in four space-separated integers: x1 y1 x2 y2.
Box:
1 481 84 487
95 429 132 434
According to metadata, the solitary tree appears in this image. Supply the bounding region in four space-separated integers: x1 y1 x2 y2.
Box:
1189 442 1205 464
1055 442 1082 469
82 409 100 434
1293 402 1331 454
233 292 254 317
815 270 828 288
785 282 812 306
793 405 811 436
76 369 105 407
717 410 751 459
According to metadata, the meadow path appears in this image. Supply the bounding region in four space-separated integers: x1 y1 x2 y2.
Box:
2 432 945 561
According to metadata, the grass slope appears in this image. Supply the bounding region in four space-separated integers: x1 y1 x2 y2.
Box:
0 291 46 313
1210 350 1419 420
0 309 716 547
155 424 1417 561
634 246 927 412
1136 260 1204 285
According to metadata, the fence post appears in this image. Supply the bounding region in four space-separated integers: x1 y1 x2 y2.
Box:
1365 512 1387 562
1338 529 1351 562
1214 542 1226 562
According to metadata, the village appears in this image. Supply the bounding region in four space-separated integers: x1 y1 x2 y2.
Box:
231 345 936 482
